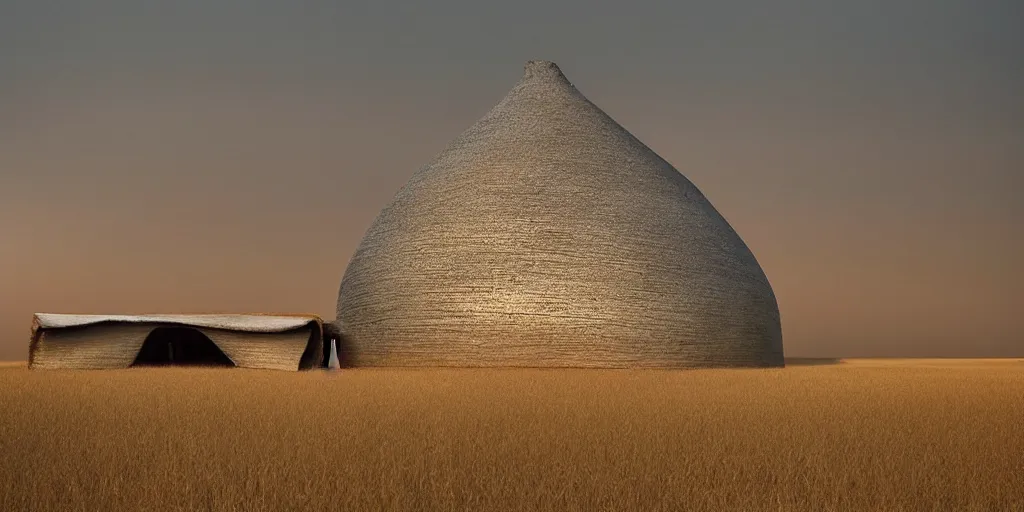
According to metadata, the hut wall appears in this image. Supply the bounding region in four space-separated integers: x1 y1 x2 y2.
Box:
29 322 320 371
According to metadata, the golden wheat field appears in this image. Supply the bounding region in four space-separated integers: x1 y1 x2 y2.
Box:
1 359 1023 512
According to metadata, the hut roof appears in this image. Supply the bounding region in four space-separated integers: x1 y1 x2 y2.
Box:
33 313 323 334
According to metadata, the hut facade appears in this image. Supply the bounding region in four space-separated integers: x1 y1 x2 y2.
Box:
29 313 325 371
334 60 784 368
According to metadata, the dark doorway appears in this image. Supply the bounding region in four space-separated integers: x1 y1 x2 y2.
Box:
132 327 235 367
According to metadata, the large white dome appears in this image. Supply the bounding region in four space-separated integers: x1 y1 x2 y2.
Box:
335 60 783 368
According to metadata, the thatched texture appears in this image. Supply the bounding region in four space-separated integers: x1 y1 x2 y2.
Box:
29 314 324 371
335 60 784 368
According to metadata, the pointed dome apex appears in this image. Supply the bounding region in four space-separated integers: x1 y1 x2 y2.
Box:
518 60 575 91
523 60 565 79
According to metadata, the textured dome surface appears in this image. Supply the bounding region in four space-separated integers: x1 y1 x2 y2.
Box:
336 60 783 368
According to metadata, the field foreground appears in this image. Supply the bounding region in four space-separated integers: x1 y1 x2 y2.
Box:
1 359 1023 511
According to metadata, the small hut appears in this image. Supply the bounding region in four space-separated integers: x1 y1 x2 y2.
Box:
29 313 325 371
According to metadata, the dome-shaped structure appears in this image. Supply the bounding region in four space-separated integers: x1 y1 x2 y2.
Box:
335 60 783 368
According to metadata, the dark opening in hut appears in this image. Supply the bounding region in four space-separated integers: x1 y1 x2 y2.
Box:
132 327 235 367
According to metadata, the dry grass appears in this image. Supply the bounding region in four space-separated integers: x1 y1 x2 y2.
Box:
1 360 1022 511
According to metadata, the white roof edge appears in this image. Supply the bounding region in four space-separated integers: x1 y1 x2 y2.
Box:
33 313 321 333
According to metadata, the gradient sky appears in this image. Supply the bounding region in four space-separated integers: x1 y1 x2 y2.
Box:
1 0 1022 360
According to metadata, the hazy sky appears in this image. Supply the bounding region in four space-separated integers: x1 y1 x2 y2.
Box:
1 0 1022 360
